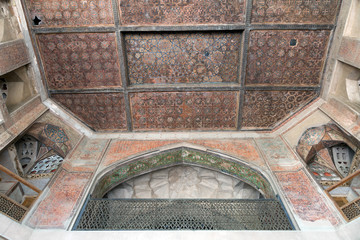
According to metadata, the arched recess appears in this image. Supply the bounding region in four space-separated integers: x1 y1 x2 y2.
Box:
92 146 276 199
15 122 72 177
296 123 360 185
26 122 72 158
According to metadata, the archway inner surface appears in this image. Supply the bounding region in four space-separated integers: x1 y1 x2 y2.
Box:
105 165 262 199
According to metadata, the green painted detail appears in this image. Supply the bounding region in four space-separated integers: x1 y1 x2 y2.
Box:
93 148 274 198
182 149 272 197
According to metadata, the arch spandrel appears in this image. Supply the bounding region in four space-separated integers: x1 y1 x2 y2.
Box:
92 147 275 199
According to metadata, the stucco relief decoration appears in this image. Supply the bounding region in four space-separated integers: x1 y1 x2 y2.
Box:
37 33 122 90
251 0 340 24
241 90 317 129
119 0 246 25
52 93 127 131
246 30 330 86
130 91 238 130
26 0 114 27
125 32 241 85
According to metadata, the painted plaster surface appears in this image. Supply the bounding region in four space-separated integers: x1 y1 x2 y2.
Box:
125 32 241 85
338 37 360 68
119 0 246 25
276 169 339 225
296 123 355 162
130 91 238 131
190 140 266 168
317 148 338 172
103 139 265 168
24 0 336 134
0 101 47 151
18 136 346 229
256 137 301 171
257 136 340 225
27 170 91 229
283 109 331 149
0 40 30 75
251 0 340 24
37 33 122 90
25 0 114 27
27 123 72 158
34 111 82 150
52 93 127 131
95 148 274 199
242 90 317 129
63 138 109 172
103 140 178 166
246 30 330 86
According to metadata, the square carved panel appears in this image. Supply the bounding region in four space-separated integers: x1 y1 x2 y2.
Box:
38 33 122 90
241 90 317 129
119 0 246 25
251 0 340 24
52 93 127 131
246 30 330 86
125 32 242 85
25 0 114 27
130 91 239 131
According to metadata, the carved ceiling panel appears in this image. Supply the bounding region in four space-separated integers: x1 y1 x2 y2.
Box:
25 0 115 27
130 91 239 131
52 93 127 131
37 33 122 90
21 0 339 132
125 32 242 85
241 90 318 129
251 0 340 24
246 30 330 86
119 0 246 25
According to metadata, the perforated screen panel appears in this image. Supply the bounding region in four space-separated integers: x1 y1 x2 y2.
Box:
74 199 294 230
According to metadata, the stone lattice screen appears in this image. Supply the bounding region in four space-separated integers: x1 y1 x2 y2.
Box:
22 0 341 131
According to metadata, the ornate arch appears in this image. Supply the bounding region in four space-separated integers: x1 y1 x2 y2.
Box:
92 147 275 199
296 123 357 163
296 123 360 185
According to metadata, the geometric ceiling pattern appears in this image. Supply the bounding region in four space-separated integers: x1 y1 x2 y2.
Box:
23 0 341 131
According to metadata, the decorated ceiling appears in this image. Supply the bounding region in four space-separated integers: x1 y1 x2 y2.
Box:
23 0 341 132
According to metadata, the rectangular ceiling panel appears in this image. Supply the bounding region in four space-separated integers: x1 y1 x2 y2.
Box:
119 0 246 25
125 32 242 85
52 93 127 131
37 33 122 90
25 0 115 27
251 0 340 24
241 90 318 129
130 91 239 131
246 30 330 87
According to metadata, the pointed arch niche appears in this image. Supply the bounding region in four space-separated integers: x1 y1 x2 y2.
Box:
74 145 297 231
92 146 276 199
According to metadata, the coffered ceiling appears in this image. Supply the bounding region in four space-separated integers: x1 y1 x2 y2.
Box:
22 0 341 132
